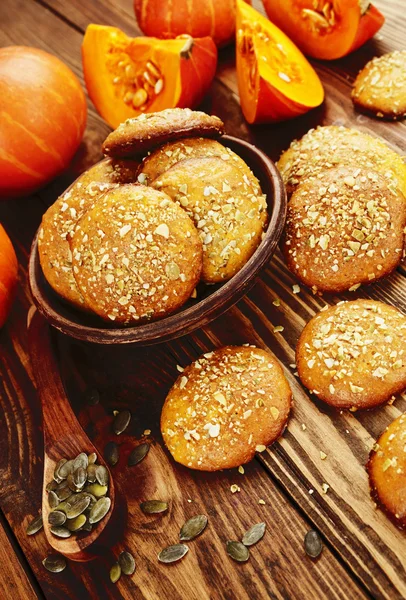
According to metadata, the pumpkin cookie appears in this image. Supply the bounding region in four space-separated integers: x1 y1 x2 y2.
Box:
277 125 406 198
102 109 225 158
138 137 261 195
38 158 140 309
70 184 202 324
368 412 406 528
151 156 267 283
296 300 406 410
281 166 406 294
352 51 406 120
161 346 292 471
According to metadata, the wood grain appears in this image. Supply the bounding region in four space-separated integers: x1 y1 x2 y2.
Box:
0 518 39 600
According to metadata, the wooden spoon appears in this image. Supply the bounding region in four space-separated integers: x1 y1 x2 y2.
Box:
27 308 115 561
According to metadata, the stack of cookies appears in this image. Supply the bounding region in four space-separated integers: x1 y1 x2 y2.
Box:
38 108 268 325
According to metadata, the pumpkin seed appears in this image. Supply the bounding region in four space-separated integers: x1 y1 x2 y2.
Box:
88 452 98 464
73 467 87 490
54 459 67 483
83 387 100 406
226 541 250 562
89 497 111 524
58 459 74 479
67 514 87 532
46 480 58 493
65 494 91 519
110 563 121 583
48 491 59 509
104 441 119 466
158 544 188 564
83 492 97 507
26 514 43 536
140 500 168 514
87 464 97 483
128 443 149 467
73 452 88 471
82 520 93 532
54 500 70 514
84 483 108 498
95 465 109 487
50 526 71 538
113 410 131 435
43 554 66 573
179 515 208 541
48 511 67 526
242 522 266 546
118 551 136 575
67 472 79 492
55 481 72 501
304 530 323 559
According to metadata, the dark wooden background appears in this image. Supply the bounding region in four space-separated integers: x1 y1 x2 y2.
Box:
0 0 405 598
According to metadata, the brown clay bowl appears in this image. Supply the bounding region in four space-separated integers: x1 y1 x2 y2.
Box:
29 135 287 345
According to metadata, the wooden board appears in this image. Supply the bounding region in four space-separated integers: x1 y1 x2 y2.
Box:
0 0 405 598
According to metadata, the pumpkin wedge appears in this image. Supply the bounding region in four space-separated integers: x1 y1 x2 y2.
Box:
262 0 384 60
236 0 324 124
82 25 217 129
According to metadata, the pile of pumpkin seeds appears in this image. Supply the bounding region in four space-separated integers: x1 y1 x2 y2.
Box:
46 451 111 538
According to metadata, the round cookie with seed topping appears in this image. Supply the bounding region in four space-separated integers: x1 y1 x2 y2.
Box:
281 166 406 294
138 137 261 195
352 51 406 120
296 300 406 410
277 125 406 198
151 157 267 283
102 109 225 158
368 412 406 528
161 346 292 471
70 184 202 324
38 158 140 309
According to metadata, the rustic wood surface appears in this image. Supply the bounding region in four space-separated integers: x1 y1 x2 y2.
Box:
0 0 405 598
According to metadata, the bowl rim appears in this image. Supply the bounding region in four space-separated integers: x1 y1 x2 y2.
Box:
29 135 287 345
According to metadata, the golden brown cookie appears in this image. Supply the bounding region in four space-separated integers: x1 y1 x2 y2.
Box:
102 109 225 158
296 300 406 410
368 412 406 529
161 346 292 471
70 184 202 324
281 167 406 294
352 51 406 120
138 137 261 195
151 157 267 283
38 158 140 309
277 125 406 198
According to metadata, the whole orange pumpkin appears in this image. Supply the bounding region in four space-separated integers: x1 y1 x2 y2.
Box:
134 0 248 47
0 47 87 199
0 225 18 327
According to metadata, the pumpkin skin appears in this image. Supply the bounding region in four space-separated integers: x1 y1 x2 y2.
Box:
262 0 384 60
82 25 217 129
0 47 87 199
236 0 324 124
134 0 249 47
0 225 18 327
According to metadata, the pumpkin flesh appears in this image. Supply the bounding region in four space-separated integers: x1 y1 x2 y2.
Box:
82 25 217 129
0 225 18 327
236 0 324 124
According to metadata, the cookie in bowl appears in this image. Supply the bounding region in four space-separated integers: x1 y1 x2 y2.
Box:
70 184 202 324
161 346 292 471
151 156 268 283
296 300 406 410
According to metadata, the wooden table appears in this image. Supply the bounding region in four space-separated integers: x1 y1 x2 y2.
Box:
1 0 405 598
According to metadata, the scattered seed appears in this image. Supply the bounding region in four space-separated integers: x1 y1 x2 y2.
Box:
26 514 43 536
158 544 188 564
304 530 323 558
50 526 71 538
118 551 136 575
48 491 59 510
179 515 208 541
67 514 87 532
95 465 109 487
242 522 266 546
48 511 67 527
83 388 100 406
140 500 168 514
110 562 121 583
226 541 250 562
43 554 66 573
104 441 119 467
113 410 131 435
128 443 149 467
89 497 111 524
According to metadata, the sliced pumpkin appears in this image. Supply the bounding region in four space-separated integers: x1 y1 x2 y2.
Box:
236 0 324 124
262 0 384 60
82 25 217 129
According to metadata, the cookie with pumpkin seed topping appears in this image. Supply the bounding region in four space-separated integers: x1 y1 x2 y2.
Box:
296 300 406 410
368 412 406 528
102 108 225 158
161 346 292 471
38 158 140 309
281 166 406 294
70 184 202 324
352 50 406 120
277 125 406 198
151 156 267 283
